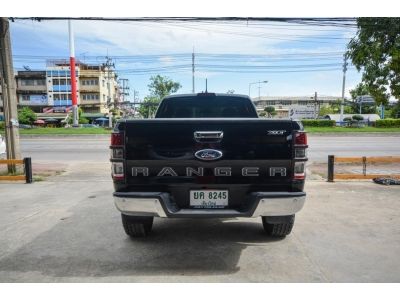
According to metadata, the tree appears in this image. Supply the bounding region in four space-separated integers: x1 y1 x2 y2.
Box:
138 96 160 119
346 18 400 104
147 75 181 100
18 107 37 125
67 107 89 124
390 101 400 118
349 83 377 114
139 75 181 118
264 106 276 117
349 83 370 101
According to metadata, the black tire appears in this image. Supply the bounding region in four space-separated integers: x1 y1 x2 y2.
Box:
262 215 295 238
121 214 154 237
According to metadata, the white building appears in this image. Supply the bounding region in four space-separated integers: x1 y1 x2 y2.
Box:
252 95 341 119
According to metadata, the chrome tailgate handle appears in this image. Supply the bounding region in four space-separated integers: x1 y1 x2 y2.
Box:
194 131 224 142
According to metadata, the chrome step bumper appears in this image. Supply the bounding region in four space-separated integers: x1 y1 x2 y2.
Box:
113 191 306 218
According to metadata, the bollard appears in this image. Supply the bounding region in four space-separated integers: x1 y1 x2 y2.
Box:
24 157 33 183
327 155 335 182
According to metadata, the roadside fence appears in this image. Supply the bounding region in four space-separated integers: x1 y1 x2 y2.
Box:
0 157 33 183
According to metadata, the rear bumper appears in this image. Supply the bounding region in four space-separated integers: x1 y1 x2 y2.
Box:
113 191 306 218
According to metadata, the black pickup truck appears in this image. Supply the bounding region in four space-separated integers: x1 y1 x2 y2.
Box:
110 93 307 238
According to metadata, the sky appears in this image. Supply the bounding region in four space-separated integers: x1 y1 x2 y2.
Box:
9 18 363 101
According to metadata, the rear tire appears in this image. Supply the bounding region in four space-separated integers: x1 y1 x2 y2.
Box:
262 215 295 238
121 214 154 237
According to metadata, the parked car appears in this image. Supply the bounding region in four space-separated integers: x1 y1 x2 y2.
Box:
19 124 32 129
110 93 308 238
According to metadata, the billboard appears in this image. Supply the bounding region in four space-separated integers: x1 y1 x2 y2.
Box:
25 95 48 105
289 105 316 119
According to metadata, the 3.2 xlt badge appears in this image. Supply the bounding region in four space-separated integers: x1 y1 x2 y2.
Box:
194 149 223 161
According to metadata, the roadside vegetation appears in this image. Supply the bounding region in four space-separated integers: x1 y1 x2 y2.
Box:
304 126 400 133
18 127 111 135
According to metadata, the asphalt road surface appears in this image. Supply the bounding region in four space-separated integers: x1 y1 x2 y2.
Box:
19 134 400 163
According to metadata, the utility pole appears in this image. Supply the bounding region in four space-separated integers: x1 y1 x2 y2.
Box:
119 78 130 102
314 91 318 119
104 56 115 128
192 47 195 93
68 20 78 127
0 17 21 171
339 54 348 125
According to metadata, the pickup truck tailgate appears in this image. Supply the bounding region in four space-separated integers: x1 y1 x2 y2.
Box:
123 118 295 186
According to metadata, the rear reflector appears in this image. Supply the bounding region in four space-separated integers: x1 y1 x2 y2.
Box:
295 148 307 159
112 162 124 179
295 132 307 145
294 162 305 180
111 132 123 146
111 148 124 159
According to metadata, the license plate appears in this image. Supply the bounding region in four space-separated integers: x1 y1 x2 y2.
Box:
190 190 228 208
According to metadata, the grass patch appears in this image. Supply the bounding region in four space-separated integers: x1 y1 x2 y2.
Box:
18 127 111 135
304 126 400 133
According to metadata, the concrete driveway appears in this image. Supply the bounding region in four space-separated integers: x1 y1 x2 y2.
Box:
0 162 399 282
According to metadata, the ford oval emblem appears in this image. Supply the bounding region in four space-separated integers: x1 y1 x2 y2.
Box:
194 149 223 161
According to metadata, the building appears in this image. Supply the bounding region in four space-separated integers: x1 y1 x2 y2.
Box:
78 62 119 114
252 95 341 119
9 60 120 122
15 71 47 113
45 60 119 114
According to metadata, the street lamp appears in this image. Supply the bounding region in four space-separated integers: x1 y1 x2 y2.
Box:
248 80 268 99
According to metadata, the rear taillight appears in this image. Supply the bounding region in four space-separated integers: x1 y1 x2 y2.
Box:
111 132 123 146
112 162 124 179
293 131 308 180
295 132 307 145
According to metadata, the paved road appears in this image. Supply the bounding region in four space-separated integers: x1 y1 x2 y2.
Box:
1 165 399 282
19 134 400 163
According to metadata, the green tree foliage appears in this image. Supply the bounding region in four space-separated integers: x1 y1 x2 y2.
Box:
18 107 37 125
352 114 364 121
139 75 182 118
264 106 277 117
349 83 370 100
147 75 182 100
390 101 400 118
67 107 89 124
346 18 400 104
138 96 160 119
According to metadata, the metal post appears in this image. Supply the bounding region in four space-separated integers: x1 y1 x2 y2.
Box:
68 20 78 127
339 55 348 125
24 157 33 183
328 155 335 182
362 156 367 176
0 18 21 174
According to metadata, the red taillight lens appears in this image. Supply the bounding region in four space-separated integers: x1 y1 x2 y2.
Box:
111 132 123 146
295 132 307 145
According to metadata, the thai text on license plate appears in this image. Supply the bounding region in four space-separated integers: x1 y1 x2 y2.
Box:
190 190 228 208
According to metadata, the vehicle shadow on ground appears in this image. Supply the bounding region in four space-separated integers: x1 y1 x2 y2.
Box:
0 201 284 280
